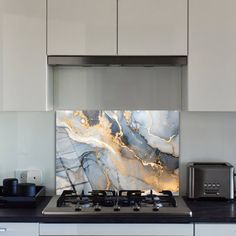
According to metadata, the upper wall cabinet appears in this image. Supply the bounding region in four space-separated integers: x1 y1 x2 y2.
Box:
188 0 236 111
118 0 187 55
47 0 117 55
0 0 52 111
47 0 187 56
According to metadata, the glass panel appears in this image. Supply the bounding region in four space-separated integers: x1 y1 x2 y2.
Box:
56 110 179 195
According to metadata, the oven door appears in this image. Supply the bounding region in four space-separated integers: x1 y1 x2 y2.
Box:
39 223 193 236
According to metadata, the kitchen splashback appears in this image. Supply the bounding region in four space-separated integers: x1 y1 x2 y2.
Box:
56 110 179 195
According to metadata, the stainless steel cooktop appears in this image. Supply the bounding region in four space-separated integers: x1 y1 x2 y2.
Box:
42 190 192 217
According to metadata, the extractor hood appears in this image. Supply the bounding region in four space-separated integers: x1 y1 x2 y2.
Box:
48 56 187 67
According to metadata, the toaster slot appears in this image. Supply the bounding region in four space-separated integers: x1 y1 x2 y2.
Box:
204 189 219 195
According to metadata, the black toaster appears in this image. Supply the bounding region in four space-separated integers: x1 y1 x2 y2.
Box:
187 162 234 199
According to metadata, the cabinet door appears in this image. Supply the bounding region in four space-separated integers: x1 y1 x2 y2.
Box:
0 223 38 236
48 0 117 55
0 0 51 111
118 0 187 55
195 224 236 236
188 0 236 111
40 223 193 236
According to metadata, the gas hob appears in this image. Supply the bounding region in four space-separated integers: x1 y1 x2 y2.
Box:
42 190 192 217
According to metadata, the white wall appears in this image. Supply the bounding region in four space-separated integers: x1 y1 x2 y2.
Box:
0 111 236 195
180 112 236 194
0 112 55 195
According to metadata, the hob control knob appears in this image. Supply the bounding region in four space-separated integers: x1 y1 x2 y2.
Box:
153 203 159 211
94 203 101 212
114 205 121 211
153 206 159 211
75 206 82 211
133 204 140 211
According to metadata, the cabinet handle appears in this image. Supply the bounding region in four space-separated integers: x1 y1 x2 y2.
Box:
0 228 7 232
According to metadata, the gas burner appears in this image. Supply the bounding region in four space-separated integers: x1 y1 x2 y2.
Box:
56 189 177 208
118 190 143 207
91 190 116 207
56 190 77 207
119 190 143 197
91 190 116 197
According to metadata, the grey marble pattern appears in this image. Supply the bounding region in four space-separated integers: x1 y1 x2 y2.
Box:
56 111 179 195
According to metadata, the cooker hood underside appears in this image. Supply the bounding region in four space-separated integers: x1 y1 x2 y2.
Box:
48 56 187 67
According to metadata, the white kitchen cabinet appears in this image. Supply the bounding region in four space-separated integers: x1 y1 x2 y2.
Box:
40 223 193 236
118 0 187 55
0 223 38 236
195 224 236 236
0 0 52 111
48 0 117 55
187 0 236 111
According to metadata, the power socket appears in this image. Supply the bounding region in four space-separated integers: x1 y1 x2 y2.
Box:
15 170 27 183
27 170 42 185
15 169 42 185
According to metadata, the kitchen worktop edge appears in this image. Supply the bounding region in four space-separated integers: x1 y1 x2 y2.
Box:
0 197 236 223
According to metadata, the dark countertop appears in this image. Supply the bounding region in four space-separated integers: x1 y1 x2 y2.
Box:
185 198 236 223
0 197 51 223
1 197 236 223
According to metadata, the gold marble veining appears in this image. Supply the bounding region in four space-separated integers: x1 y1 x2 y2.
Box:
56 110 179 194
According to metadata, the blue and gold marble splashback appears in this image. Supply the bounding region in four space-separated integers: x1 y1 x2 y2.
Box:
56 111 179 195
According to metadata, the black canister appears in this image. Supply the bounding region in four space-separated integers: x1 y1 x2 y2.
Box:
17 183 36 197
2 178 18 196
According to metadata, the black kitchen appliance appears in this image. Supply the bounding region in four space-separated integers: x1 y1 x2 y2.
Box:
0 186 45 208
187 162 234 199
2 178 18 196
42 189 192 217
17 183 36 197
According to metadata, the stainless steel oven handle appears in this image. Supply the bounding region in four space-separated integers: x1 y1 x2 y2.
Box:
0 228 7 232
